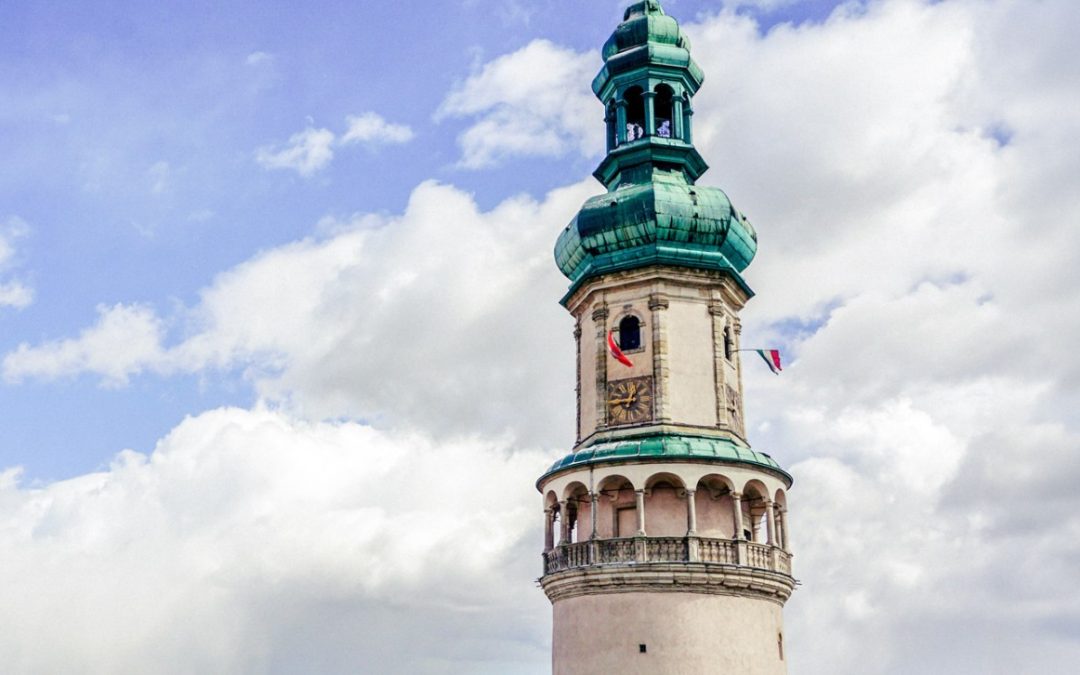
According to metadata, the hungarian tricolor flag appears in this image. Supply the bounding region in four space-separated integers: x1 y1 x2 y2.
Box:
756 349 782 375
608 330 634 368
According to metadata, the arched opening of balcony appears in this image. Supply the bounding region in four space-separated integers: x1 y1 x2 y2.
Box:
695 474 737 539
643 472 687 537
563 482 591 543
595 474 637 538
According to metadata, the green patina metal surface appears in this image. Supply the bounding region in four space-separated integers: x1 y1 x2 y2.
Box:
555 0 759 303
538 433 791 485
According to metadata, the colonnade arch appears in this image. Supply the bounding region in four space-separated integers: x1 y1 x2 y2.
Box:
543 465 789 549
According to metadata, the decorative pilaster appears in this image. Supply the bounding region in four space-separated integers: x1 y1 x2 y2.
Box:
592 304 610 430
590 492 600 540
649 293 670 423
635 489 647 536
615 101 628 145
709 302 728 429
574 323 583 443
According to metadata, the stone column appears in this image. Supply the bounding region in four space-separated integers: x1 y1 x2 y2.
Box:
558 500 570 545
635 489 647 536
615 101 628 145
643 90 656 136
766 500 777 545
590 493 600 540
778 506 790 552
686 488 699 562
672 94 685 141
732 491 747 565
685 489 698 535
544 507 555 552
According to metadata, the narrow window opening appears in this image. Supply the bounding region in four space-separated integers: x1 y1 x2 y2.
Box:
724 325 734 360
624 87 645 142
619 315 642 351
639 644 647 654
654 84 674 138
778 632 784 660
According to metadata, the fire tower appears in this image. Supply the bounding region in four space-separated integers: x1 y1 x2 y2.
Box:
536 2 795 673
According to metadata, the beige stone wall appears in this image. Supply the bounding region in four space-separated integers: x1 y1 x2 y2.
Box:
664 300 718 428
568 267 754 448
552 592 786 675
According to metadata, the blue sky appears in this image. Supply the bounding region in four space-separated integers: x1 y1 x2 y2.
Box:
3 0 1080 672
0 0 851 481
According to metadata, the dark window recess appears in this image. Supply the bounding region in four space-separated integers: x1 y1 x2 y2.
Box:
778 633 784 660
624 87 645 141
639 644 647 654
724 326 734 360
619 315 642 351
654 84 675 138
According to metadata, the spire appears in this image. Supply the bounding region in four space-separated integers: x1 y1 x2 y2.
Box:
552 2 759 304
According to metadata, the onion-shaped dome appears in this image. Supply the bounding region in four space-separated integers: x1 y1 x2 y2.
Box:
594 0 704 97
554 178 758 299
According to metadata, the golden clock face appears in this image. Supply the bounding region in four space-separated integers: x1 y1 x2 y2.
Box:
606 376 654 426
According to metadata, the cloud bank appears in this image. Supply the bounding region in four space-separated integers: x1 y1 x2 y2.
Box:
5 0 1080 672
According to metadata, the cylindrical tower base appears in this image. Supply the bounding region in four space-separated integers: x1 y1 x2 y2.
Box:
553 591 786 675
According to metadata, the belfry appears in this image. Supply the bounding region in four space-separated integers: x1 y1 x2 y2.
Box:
536 2 795 673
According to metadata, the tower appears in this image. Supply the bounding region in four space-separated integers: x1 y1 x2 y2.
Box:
536 2 795 674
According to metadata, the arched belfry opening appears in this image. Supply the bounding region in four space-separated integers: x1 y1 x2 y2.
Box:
618 314 642 351
623 86 645 142
654 84 675 138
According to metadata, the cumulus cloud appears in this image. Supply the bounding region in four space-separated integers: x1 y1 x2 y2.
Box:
2 179 592 446
255 127 337 177
0 406 550 674
341 112 415 145
3 303 165 385
437 39 601 168
257 113 415 176
6 0 1080 672
0 216 33 310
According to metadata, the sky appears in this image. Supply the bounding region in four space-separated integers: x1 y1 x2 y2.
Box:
1 0 1079 672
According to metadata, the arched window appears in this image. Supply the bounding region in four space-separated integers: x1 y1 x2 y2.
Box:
623 86 645 142
654 84 675 138
619 315 642 351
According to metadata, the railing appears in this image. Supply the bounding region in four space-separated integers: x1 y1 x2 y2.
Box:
543 536 792 576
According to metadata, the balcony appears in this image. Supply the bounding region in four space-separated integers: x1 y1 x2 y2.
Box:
542 536 792 577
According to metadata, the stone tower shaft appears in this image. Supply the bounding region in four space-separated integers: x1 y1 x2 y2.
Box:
537 2 796 674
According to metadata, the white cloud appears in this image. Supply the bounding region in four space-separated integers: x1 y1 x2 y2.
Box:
257 113 415 176
437 39 601 168
0 406 551 674
255 127 337 177
6 1 1080 672
0 217 33 310
245 50 273 66
341 112 414 146
1 179 593 446
3 304 165 385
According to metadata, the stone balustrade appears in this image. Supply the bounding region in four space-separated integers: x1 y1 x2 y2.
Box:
543 536 792 576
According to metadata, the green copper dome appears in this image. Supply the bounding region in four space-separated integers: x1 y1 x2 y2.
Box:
555 0 758 302
595 1 704 97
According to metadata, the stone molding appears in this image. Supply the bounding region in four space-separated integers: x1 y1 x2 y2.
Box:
541 562 795 606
